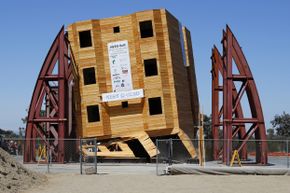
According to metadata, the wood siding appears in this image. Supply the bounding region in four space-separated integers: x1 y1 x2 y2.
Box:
67 9 199 142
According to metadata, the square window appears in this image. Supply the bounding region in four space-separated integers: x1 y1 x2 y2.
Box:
148 97 162 115
144 59 158 76
122 101 128 108
113 26 120 33
79 30 92 48
87 105 100 122
139 20 154 38
83 67 96 85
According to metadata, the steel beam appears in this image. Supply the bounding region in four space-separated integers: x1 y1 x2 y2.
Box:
212 46 247 161
211 26 267 165
24 27 75 163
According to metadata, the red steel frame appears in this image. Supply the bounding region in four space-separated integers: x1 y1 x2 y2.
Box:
211 26 267 165
24 27 75 163
211 46 247 161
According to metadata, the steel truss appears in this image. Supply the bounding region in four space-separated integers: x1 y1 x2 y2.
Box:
24 27 76 163
211 26 267 165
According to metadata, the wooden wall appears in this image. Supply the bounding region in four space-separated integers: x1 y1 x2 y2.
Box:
67 9 199 141
183 27 200 128
164 11 199 139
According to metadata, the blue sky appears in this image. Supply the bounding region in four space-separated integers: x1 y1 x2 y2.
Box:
0 0 289 131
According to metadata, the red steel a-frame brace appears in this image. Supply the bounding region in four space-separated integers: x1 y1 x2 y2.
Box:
24 27 76 163
211 26 267 165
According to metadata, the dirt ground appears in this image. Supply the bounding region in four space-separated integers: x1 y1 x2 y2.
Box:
23 173 290 193
0 148 46 193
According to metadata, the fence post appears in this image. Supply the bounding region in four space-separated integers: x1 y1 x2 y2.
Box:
49 145 52 169
287 140 289 168
47 139 50 173
94 138 97 174
80 138 82 175
169 138 173 166
156 139 159 176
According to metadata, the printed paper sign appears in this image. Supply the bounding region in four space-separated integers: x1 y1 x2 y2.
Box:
108 40 133 92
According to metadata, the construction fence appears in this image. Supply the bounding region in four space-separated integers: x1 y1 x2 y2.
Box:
1 138 290 175
156 139 290 175
0 138 97 174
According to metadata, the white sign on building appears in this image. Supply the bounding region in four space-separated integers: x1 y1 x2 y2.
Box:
107 40 133 92
102 89 144 102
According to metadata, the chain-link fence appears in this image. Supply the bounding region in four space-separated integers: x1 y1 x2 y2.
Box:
0 138 97 174
0 138 25 164
156 139 290 175
80 138 97 175
2 138 290 176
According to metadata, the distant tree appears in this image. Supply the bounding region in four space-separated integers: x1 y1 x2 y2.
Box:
0 128 18 138
271 112 290 138
267 128 275 139
19 109 28 138
21 109 28 125
18 127 25 138
21 117 27 125
203 114 212 139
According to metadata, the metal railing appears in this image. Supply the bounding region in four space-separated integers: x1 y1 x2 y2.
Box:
2 137 289 176
0 138 97 174
156 139 290 175
80 138 97 175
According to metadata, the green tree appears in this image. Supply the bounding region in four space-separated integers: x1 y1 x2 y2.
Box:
267 128 275 139
203 114 212 139
270 112 290 138
19 109 28 138
0 128 18 138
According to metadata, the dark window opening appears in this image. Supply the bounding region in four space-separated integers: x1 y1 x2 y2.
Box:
144 58 158 76
83 67 96 85
122 101 128 108
79 30 92 48
148 97 162 115
87 105 100 122
113 26 120 33
139 20 154 38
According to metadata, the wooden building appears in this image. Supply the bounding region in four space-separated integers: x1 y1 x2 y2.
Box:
67 9 199 158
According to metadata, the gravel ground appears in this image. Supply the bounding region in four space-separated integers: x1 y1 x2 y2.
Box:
0 148 46 193
4 155 290 193
23 173 290 193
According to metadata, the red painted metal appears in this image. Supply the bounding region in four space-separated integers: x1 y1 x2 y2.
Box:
24 27 75 163
211 26 267 165
212 46 247 161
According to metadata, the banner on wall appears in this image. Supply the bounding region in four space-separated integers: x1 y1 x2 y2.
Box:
107 40 133 92
102 89 144 102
